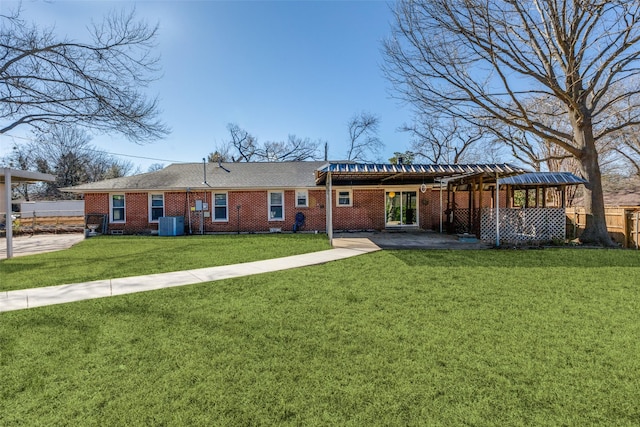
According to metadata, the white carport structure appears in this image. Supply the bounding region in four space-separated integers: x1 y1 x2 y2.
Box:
1 168 56 259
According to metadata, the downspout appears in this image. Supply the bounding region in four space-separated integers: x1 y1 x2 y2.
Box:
186 188 192 235
4 169 13 258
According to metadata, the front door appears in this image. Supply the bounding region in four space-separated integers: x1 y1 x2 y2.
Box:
386 191 417 227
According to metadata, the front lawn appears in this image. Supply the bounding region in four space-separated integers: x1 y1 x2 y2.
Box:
1 249 639 425
0 234 330 291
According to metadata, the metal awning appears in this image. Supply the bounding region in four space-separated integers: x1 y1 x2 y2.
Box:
1 168 56 184
315 162 527 185
2 168 56 259
499 172 586 187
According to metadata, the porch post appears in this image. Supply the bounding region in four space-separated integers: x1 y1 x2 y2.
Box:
477 176 484 237
468 180 473 233
439 179 443 233
326 171 333 244
495 173 500 247
4 168 13 259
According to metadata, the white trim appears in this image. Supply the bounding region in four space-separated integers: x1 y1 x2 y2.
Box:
109 194 126 223
268 190 285 221
295 189 309 208
336 189 353 207
212 191 229 222
148 193 165 223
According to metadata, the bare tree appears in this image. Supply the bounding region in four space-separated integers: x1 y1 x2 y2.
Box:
615 138 640 177
2 142 33 200
402 115 487 164
490 95 620 176
608 114 640 177
2 125 135 199
383 0 640 245
345 112 383 162
227 123 258 162
0 6 169 142
147 163 165 172
263 135 322 161
224 123 322 162
207 143 233 163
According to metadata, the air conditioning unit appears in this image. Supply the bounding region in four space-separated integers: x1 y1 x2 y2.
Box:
158 216 185 236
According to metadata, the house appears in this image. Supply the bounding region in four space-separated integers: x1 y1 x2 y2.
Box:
64 161 584 243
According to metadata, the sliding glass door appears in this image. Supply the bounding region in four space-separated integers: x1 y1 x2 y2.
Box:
386 191 417 227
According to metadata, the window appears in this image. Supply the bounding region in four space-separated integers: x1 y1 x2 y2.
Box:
336 190 352 207
213 192 228 221
295 190 308 207
269 191 284 221
149 194 164 222
110 194 125 222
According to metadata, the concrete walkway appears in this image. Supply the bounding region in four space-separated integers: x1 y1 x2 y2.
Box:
0 233 85 259
0 238 380 313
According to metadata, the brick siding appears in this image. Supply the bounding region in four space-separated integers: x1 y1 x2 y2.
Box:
82 186 508 235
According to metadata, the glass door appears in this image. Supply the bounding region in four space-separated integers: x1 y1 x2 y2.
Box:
386 191 417 227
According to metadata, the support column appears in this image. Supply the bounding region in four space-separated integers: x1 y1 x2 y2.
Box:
325 171 333 244
496 173 500 247
467 181 473 233
477 176 484 237
4 169 13 259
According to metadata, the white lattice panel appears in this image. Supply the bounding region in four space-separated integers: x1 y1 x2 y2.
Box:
453 208 471 233
480 208 566 242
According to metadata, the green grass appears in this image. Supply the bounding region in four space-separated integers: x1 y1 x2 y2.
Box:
0 234 330 291
1 248 639 425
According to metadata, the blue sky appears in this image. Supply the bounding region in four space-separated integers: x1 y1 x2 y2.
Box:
1 0 414 171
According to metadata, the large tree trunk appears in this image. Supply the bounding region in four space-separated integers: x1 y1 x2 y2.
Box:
574 119 614 246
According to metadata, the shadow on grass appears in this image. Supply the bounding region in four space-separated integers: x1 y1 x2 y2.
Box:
388 248 640 268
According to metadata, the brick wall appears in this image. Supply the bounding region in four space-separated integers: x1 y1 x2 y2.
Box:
333 188 385 231
85 187 506 234
84 193 109 216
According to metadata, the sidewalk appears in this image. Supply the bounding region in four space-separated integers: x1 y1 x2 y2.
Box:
1 238 380 313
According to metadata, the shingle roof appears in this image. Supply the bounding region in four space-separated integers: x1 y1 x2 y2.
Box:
64 161 327 192
499 172 586 186
64 161 547 193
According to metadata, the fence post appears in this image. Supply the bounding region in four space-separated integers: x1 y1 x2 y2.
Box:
622 209 629 248
636 211 640 250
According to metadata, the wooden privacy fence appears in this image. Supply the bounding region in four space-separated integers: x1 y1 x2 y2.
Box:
566 207 640 249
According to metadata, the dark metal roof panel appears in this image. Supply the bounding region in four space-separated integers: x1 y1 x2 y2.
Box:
499 172 586 186
317 163 526 175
